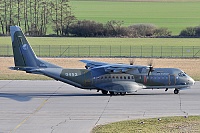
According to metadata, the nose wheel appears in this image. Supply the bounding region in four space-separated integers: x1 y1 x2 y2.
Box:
174 89 179 94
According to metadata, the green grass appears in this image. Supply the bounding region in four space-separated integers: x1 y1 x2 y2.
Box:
70 1 200 35
1 37 200 57
1 37 200 46
92 116 200 133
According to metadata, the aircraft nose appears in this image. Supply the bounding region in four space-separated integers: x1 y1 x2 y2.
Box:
188 77 195 85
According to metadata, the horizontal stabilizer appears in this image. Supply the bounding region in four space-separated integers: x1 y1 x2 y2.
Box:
9 66 43 74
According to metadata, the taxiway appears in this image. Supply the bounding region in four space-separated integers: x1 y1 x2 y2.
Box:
0 80 199 133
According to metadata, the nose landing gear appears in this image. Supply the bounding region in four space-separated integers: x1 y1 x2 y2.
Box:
174 89 179 94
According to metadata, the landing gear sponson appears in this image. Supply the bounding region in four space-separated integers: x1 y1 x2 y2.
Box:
101 89 180 95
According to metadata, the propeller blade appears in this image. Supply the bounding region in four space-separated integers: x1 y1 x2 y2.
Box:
129 58 135 65
148 66 153 76
147 59 154 76
148 59 153 66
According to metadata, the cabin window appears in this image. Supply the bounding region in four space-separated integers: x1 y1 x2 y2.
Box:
120 76 122 79
112 76 115 79
124 76 126 79
178 72 186 77
116 76 119 79
128 76 130 79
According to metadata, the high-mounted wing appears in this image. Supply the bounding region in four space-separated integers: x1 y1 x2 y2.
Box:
80 60 151 74
80 60 109 69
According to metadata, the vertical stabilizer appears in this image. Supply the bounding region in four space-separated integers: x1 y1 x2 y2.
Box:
10 26 60 69
10 26 38 67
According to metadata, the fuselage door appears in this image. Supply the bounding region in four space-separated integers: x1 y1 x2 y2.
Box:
84 70 93 87
169 75 176 85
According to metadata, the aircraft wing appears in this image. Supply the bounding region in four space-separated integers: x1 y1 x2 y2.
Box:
80 60 148 73
95 81 145 93
80 60 109 69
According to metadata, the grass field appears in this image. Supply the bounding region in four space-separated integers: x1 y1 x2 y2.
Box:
1 37 200 57
70 0 200 35
92 116 200 133
1 37 200 46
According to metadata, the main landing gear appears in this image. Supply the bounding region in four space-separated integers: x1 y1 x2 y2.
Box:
174 89 179 94
109 91 126 96
101 90 126 95
101 90 108 95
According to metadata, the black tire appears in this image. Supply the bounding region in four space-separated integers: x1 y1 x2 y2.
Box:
101 90 108 95
109 91 116 95
174 89 179 94
120 92 126 95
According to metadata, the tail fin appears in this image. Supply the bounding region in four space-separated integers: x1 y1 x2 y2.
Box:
10 26 59 69
10 26 39 67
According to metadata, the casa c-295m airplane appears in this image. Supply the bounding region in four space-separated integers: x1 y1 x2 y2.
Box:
9 26 195 95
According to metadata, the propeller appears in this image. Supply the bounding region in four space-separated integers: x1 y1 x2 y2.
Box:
147 59 154 76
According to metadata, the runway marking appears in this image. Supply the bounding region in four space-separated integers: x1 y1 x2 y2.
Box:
10 84 64 133
10 99 48 133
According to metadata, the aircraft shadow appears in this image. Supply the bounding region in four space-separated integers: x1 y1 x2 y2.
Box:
0 92 173 102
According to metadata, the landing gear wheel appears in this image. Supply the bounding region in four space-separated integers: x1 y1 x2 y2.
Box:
120 92 126 96
101 90 108 95
174 89 179 94
109 91 117 95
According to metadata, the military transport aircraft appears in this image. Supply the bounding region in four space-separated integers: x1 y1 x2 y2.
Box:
9 26 195 95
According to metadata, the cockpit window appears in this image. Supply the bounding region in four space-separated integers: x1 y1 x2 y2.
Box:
178 72 186 77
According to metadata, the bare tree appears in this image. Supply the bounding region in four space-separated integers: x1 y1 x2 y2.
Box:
39 0 51 35
0 0 75 36
16 0 21 26
105 20 124 36
51 0 75 36
4 0 8 34
0 1 5 34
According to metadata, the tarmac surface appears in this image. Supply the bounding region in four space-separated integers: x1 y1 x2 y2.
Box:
0 80 199 133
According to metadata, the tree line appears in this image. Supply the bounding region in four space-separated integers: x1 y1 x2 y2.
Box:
68 20 171 37
0 0 75 36
67 20 200 38
0 0 199 37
